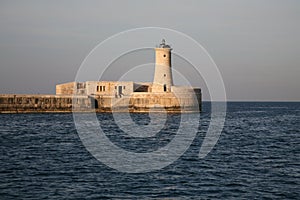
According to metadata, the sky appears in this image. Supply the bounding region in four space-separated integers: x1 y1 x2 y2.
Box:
0 0 299 101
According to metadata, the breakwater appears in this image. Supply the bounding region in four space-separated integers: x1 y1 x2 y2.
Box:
0 94 76 113
0 93 201 113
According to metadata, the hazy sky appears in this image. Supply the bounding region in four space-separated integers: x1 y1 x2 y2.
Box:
0 0 299 101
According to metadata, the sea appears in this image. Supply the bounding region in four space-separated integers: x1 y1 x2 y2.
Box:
0 102 299 199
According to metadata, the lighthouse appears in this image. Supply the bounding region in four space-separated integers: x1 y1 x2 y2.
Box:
152 39 173 92
53 39 202 113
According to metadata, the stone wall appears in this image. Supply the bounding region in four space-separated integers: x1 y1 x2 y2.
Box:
56 82 86 95
85 81 134 97
0 91 201 113
171 86 202 110
0 94 91 113
109 91 201 112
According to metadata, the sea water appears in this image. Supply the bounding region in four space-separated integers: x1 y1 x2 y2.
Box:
0 102 299 199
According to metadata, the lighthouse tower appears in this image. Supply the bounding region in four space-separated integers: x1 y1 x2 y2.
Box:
152 39 173 92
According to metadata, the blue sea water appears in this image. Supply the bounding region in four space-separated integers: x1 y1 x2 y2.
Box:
0 102 299 199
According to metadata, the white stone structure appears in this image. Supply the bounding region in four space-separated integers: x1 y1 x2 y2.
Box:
152 39 173 93
55 40 201 112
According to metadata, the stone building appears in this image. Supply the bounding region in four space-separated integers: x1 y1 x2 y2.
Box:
55 39 201 112
56 40 201 111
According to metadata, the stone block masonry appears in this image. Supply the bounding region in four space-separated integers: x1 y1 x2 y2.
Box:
0 92 201 114
0 94 89 113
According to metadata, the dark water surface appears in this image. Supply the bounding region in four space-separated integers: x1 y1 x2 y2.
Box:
0 102 299 199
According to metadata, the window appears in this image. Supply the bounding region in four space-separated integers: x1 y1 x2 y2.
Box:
8 98 13 104
163 54 166 57
97 85 105 92
115 86 117 89
164 74 166 77
163 84 167 92
123 86 125 89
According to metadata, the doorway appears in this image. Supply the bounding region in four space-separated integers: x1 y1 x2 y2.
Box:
118 86 123 95
163 84 167 92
